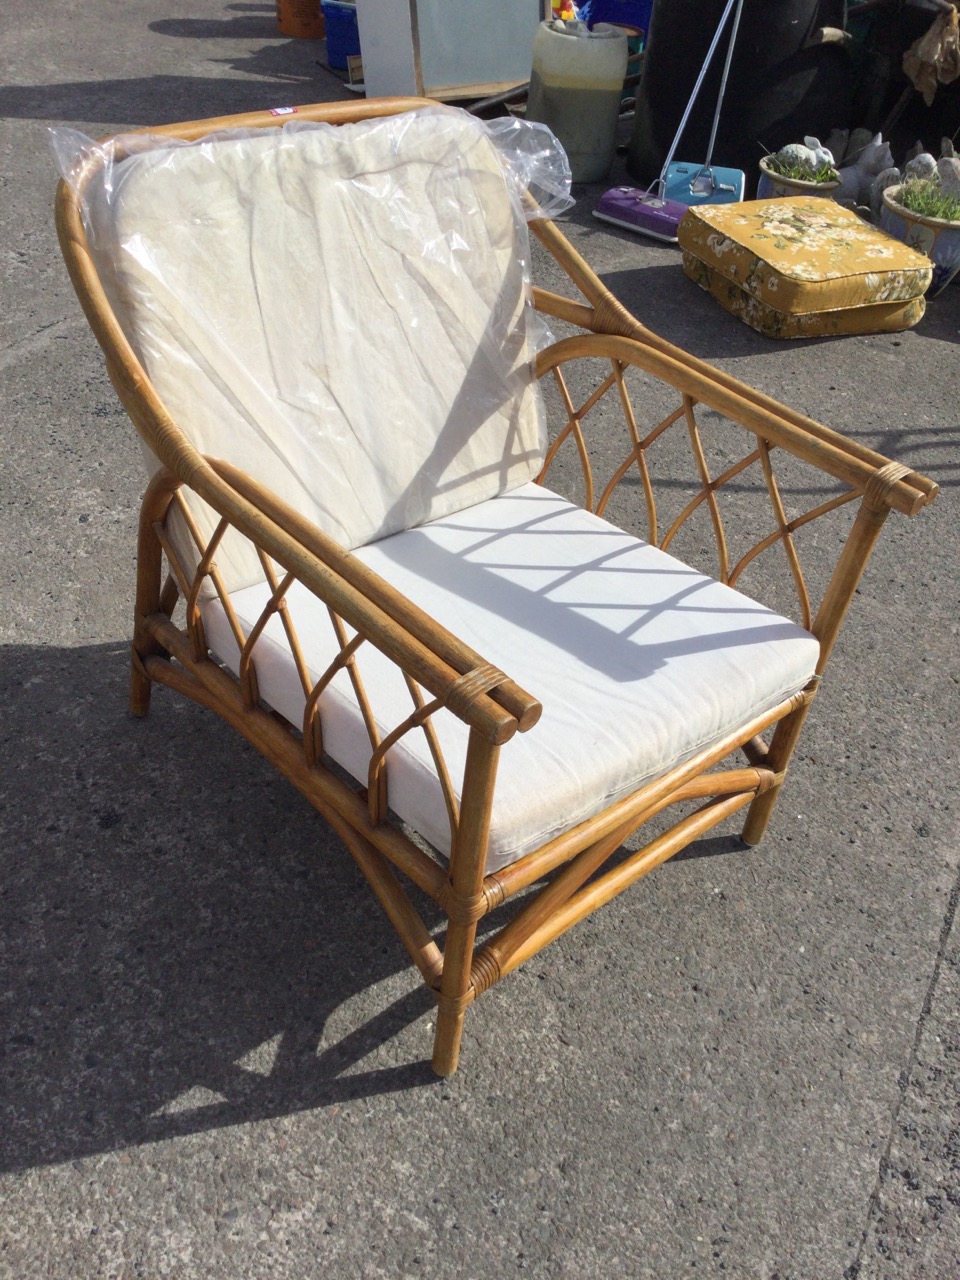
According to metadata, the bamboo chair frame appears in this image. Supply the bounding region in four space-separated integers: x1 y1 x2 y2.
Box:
55 98 938 1075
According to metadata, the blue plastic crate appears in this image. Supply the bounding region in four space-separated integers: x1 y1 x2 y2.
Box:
579 0 653 39
322 1 360 71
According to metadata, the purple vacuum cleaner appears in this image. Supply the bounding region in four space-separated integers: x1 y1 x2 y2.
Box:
593 0 744 243
593 186 691 242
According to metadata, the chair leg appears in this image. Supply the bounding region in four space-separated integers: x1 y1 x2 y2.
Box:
431 731 500 1075
745 486 903 844
130 559 164 718
130 644 153 718
433 905 491 1076
741 698 813 846
130 474 179 719
130 565 162 718
432 955 471 1077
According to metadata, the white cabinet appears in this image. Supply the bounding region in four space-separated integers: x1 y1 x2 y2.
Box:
355 0 544 100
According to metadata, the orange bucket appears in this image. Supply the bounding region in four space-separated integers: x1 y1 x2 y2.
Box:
276 0 325 38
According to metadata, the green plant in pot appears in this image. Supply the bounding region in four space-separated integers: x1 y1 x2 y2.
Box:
757 139 840 199
880 175 960 296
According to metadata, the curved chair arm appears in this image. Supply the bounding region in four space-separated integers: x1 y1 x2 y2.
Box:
140 455 542 750
205 457 543 744
534 329 936 518
529 222 937 519
531 327 938 683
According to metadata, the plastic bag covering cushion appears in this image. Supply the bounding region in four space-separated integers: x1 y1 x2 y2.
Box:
53 107 573 593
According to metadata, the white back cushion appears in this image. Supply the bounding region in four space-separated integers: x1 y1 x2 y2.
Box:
90 108 547 588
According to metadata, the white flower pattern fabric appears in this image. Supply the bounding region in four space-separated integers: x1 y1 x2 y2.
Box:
678 197 932 337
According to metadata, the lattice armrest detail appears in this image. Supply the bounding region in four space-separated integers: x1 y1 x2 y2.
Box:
139 461 540 749
532 330 937 653
133 463 546 871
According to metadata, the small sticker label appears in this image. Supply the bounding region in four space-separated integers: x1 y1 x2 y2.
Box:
269 106 297 116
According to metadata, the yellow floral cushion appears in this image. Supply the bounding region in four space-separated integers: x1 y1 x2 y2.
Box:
682 251 926 339
678 197 932 314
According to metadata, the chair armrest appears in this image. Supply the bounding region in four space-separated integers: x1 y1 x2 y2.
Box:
188 458 542 746
530 320 938 672
528 217 937 518
534 324 935 519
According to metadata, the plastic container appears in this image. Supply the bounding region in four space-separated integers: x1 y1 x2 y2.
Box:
525 20 629 183
276 0 325 39
579 0 654 39
321 1 361 70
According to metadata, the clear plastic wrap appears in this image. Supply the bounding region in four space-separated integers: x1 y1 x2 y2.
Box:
51 107 573 228
51 106 572 589
482 114 575 221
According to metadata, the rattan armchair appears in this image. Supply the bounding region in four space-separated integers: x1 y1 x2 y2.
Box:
55 99 937 1075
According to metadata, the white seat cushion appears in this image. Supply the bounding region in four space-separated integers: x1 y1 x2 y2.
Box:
88 108 547 590
200 483 820 872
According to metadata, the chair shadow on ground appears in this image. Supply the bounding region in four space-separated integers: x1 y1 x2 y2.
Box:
0 642 440 1175
0 640 754 1173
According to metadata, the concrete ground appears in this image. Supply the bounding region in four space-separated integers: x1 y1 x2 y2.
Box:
1 4 958 1277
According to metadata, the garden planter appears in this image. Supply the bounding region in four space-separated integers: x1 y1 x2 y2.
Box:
880 185 960 296
756 155 840 200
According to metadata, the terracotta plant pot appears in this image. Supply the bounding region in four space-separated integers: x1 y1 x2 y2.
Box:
879 185 960 297
756 156 840 201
